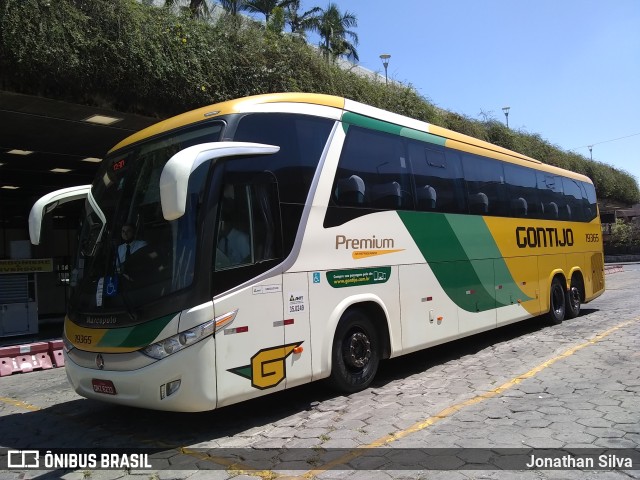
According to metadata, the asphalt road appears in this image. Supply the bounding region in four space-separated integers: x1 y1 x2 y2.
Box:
1 265 639 480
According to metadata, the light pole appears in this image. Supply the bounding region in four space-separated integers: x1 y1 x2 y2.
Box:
380 54 391 85
502 106 510 128
588 145 593 160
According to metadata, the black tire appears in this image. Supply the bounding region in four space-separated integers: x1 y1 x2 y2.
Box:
548 277 566 325
329 308 380 393
565 277 581 319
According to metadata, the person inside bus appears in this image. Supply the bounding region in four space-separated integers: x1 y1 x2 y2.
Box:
217 186 250 267
117 223 147 273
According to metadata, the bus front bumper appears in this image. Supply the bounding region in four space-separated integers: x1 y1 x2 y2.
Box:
64 337 217 412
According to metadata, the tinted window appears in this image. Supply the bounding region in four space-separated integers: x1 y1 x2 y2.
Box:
408 143 466 213
233 113 334 204
462 154 507 216
562 177 586 221
537 173 565 220
212 163 283 295
333 127 412 210
504 164 543 218
581 181 598 221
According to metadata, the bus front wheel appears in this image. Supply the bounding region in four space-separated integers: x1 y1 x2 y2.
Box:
548 277 566 325
329 308 380 393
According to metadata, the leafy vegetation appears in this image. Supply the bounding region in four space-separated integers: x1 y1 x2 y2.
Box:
0 0 637 204
609 219 640 251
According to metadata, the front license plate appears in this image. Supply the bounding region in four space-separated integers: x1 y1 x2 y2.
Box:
92 379 117 395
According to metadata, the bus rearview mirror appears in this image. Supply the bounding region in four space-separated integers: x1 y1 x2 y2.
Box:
159 142 279 221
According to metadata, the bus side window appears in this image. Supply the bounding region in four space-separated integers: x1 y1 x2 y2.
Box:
537 173 564 220
462 154 508 216
581 181 598 222
562 177 585 222
333 127 411 210
407 142 466 214
504 163 542 218
215 183 282 270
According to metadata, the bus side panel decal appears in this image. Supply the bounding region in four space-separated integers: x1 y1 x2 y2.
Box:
397 211 531 312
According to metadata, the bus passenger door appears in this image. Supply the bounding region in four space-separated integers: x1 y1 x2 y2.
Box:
213 278 284 408
282 272 312 388
211 176 287 408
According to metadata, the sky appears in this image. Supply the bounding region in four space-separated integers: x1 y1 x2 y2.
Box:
294 0 640 190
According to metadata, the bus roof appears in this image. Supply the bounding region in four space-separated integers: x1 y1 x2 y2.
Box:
109 92 592 184
108 93 345 153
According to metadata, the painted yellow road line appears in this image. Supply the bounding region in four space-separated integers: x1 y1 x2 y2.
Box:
180 447 278 479
301 317 639 478
0 396 40 412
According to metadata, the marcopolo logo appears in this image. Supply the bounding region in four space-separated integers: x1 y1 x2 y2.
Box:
516 226 574 248
335 234 404 259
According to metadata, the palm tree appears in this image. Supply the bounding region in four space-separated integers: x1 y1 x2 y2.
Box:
219 0 247 16
244 0 294 23
285 0 321 39
312 3 359 62
164 0 211 19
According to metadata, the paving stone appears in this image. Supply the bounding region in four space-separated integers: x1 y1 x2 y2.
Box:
584 427 627 438
575 417 611 427
603 412 639 424
2 267 640 480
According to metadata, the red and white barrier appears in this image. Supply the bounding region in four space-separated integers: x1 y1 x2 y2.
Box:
0 341 61 376
604 265 624 275
48 340 65 367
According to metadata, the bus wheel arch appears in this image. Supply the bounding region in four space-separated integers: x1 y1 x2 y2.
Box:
547 274 567 325
328 301 390 393
565 270 584 319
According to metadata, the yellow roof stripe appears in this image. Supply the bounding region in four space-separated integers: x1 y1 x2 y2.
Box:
109 93 345 153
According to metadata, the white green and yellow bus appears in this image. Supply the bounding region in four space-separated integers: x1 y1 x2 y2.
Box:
29 93 605 412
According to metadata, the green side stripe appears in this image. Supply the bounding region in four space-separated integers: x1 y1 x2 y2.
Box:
342 111 401 135
341 112 445 146
397 211 531 312
399 127 446 146
99 312 177 348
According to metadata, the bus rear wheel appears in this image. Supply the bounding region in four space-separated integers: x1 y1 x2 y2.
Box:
329 308 380 393
565 278 582 319
548 277 566 325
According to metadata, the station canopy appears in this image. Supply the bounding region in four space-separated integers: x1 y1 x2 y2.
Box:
0 90 157 228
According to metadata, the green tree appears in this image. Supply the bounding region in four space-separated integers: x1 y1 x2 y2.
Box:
284 0 321 39
267 6 285 34
610 219 640 247
244 0 294 22
312 2 359 62
219 0 247 16
164 0 211 19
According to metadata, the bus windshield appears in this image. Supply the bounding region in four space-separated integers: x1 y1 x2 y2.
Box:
69 122 224 319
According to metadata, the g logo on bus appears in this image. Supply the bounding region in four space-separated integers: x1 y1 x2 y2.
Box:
228 342 303 390
96 354 105 370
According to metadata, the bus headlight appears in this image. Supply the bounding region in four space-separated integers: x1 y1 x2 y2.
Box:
62 334 74 353
142 320 215 360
